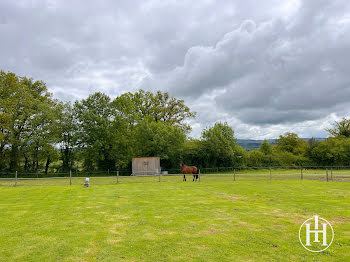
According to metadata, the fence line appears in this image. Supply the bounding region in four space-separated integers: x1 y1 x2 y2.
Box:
3 166 350 175
3 166 350 176
2 166 350 186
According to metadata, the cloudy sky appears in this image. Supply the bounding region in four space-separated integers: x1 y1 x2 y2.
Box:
1 0 350 139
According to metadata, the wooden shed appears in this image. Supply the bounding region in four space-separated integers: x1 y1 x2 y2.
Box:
132 157 161 176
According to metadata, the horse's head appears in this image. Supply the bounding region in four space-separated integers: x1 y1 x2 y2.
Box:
179 161 184 167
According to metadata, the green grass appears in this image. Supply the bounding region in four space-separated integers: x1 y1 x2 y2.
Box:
0 178 349 261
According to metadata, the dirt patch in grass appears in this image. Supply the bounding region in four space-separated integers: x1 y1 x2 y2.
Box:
262 209 282 215
196 244 209 250
144 232 157 240
216 192 247 202
160 230 176 235
332 216 350 224
198 229 217 235
229 196 243 201
108 239 121 244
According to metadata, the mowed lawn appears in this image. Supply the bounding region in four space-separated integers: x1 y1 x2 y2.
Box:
0 179 349 261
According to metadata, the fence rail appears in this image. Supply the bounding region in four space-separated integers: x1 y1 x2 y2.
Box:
1 166 350 187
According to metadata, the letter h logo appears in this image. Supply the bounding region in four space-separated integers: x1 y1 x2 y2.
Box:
305 215 327 246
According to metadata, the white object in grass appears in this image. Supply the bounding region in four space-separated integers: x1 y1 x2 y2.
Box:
84 177 90 187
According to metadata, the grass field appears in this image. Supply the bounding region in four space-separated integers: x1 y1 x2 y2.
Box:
0 178 349 261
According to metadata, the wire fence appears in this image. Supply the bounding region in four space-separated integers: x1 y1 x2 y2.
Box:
1 166 350 187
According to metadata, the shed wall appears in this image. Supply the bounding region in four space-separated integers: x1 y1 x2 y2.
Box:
132 157 160 175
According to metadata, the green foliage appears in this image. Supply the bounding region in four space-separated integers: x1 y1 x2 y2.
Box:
118 90 196 132
56 102 78 172
135 121 186 169
259 139 272 155
0 70 55 171
182 139 203 166
72 91 191 171
247 150 264 166
327 117 350 138
74 92 130 170
276 132 307 155
308 137 350 166
201 122 244 167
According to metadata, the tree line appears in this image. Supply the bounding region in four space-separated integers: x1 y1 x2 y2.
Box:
1 71 350 174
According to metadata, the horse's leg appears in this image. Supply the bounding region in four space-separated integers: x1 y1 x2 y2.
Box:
193 174 195 182
183 174 186 182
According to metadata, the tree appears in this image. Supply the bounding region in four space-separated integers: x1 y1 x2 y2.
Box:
305 138 320 164
309 137 350 166
247 150 264 167
259 140 272 154
0 71 54 171
201 122 242 167
56 102 78 172
23 99 59 172
0 112 11 170
0 113 10 141
276 133 299 153
134 120 186 169
75 92 116 171
309 138 337 166
327 118 350 138
118 90 196 132
276 132 307 155
41 144 60 174
182 138 203 167
274 151 300 166
74 92 135 170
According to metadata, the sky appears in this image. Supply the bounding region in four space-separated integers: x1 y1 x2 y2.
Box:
1 0 350 139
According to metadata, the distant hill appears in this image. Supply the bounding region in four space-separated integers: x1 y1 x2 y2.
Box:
237 138 326 151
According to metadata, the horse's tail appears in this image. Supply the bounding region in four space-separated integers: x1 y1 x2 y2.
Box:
196 167 199 174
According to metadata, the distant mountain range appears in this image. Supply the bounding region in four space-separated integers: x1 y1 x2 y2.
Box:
237 138 326 151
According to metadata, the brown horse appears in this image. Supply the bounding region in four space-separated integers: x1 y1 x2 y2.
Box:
179 161 199 182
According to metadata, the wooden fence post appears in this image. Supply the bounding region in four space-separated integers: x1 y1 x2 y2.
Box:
301 167 303 180
234 169 236 181
326 168 329 182
15 171 18 187
270 168 272 180
199 169 201 182
117 171 119 184
70 170 72 185
159 169 161 182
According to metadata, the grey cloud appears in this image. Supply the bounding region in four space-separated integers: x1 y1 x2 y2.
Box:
235 109 324 125
1 0 350 138
141 0 350 127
